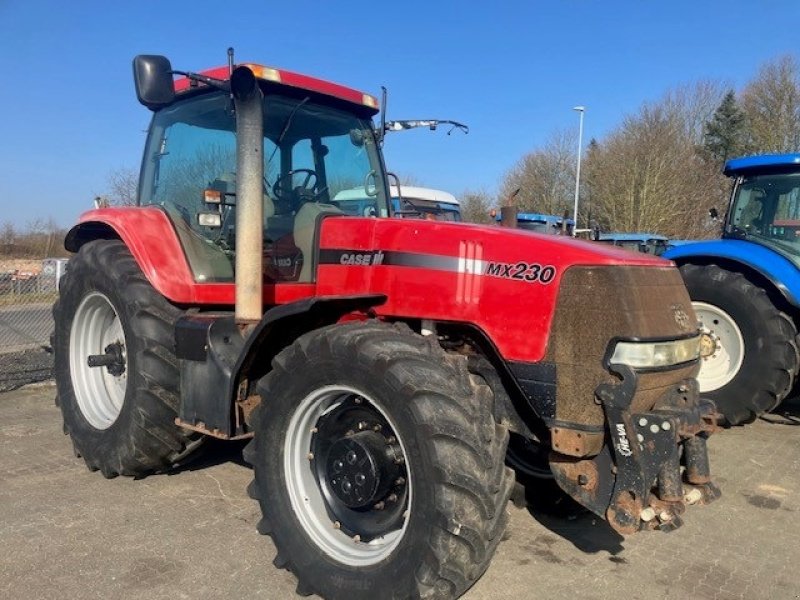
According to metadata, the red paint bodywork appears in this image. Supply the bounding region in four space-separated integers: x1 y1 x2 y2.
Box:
173 64 378 114
70 209 670 362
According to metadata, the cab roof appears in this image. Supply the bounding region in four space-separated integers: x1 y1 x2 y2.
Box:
724 153 800 176
173 63 379 115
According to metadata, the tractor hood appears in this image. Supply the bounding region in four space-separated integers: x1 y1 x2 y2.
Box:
315 217 694 364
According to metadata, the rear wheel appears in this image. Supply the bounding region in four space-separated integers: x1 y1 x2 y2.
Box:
679 263 799 425
53 240 201 477
245 321 513 599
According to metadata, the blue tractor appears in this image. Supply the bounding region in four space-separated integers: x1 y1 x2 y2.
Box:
663 153 800 425
594 232 671 256
495 211 575 235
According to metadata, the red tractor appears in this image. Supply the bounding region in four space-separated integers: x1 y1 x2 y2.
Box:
54 52 719 599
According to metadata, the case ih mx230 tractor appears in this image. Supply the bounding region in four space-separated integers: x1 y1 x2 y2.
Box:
54 54 719 599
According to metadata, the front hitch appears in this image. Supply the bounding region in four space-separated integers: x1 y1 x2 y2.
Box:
549 364 720 535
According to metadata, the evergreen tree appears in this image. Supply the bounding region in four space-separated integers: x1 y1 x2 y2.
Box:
703 90 747 163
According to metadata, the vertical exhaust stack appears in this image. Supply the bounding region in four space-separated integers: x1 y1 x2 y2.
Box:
231 66 264 323
499 188 520 228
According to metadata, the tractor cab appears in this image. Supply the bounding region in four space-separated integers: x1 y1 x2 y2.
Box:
723 154 800 267
137 61 390 285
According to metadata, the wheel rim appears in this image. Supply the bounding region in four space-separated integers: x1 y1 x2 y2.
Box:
506 433 554 479
69 292 128 430
284 385 411 566
693 301 745 392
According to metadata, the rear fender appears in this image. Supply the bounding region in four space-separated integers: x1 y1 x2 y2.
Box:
664 239 800 308
65 208 206 304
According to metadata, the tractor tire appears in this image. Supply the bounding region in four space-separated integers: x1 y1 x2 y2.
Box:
244 321 514 599
679 263 799 425
53 239 201 477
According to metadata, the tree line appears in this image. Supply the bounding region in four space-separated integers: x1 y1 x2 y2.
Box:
0 219 70 260
460 55 800 239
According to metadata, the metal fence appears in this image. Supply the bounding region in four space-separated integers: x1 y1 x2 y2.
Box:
0 259 66 392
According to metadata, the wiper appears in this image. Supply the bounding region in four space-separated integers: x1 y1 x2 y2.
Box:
266 97 310 168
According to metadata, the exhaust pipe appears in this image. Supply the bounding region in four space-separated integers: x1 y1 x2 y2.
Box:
231 66 264 323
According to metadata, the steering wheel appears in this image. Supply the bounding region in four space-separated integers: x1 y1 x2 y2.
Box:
272 169 322 203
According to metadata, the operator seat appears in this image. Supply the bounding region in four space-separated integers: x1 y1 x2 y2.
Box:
293 202 343 282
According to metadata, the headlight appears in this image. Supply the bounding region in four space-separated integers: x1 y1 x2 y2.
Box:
609 336 701 369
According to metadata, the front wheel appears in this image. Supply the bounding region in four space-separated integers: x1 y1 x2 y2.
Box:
245 321 513 599
679 263 799 425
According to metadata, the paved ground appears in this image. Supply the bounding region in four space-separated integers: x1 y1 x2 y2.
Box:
1 384 799 600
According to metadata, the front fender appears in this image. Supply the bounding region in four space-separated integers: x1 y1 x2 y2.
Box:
663 239 800 308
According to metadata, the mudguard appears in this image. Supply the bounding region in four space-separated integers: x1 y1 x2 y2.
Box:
174 294 387 437
664 239 800 308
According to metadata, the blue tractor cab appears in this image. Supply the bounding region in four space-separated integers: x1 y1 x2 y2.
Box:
663 153 800 424
495 212 574 235
594 232 671 256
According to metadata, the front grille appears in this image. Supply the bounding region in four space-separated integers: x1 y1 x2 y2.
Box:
545 265 698 432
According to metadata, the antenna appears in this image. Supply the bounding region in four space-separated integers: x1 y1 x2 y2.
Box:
227 47 235 77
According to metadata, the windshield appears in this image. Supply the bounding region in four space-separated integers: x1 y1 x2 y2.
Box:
139 91 388 282
728 172 800 265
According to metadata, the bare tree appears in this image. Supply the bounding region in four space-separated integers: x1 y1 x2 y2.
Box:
741 55 800 153
585 93 727 239
500 129 577 217
105 167 139 206
459 189 495 224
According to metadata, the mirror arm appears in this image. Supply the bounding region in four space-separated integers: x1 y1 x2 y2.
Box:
170 70 231 93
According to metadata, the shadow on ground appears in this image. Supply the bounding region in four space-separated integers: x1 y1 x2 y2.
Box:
169 437 251 475
511 477 625 556
760 394 800 426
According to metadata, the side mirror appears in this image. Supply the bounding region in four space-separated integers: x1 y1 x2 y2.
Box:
133 55 175 110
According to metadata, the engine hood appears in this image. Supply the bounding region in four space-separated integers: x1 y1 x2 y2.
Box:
316 218 686 363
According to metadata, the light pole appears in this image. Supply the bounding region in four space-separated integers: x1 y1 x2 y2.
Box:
571 105 585 236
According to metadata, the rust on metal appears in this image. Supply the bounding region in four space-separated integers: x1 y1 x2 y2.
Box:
550 454 600 493
551 426 604 458
237 392 262 428
606 490 643 535
175 418 254 440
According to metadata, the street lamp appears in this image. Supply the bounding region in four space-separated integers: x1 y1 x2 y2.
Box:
572 105 585 237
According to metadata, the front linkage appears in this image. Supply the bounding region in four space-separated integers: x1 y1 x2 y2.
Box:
550 365 720 534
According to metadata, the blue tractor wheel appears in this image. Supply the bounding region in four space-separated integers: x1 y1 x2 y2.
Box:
679 263 799 425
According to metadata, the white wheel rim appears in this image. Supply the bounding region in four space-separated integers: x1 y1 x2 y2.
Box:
283 385 411 566
693 301 745 392
69 292 128 429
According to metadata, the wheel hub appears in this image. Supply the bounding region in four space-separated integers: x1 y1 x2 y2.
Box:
699 331 718 359
87 342 126 376
326 432 401 509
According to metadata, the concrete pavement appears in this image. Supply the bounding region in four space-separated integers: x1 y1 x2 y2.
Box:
1 384 798 600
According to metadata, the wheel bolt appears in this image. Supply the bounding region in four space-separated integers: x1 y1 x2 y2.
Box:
395 477 405 485
310 427 318 433
333 521 341 529
395 456 405 464
307 452 314 460
387 493 398 503
354 398 362 404
358 421 367 430
353 534 361 542
374 501 385 510
386 435 396 444
373 424 381 431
